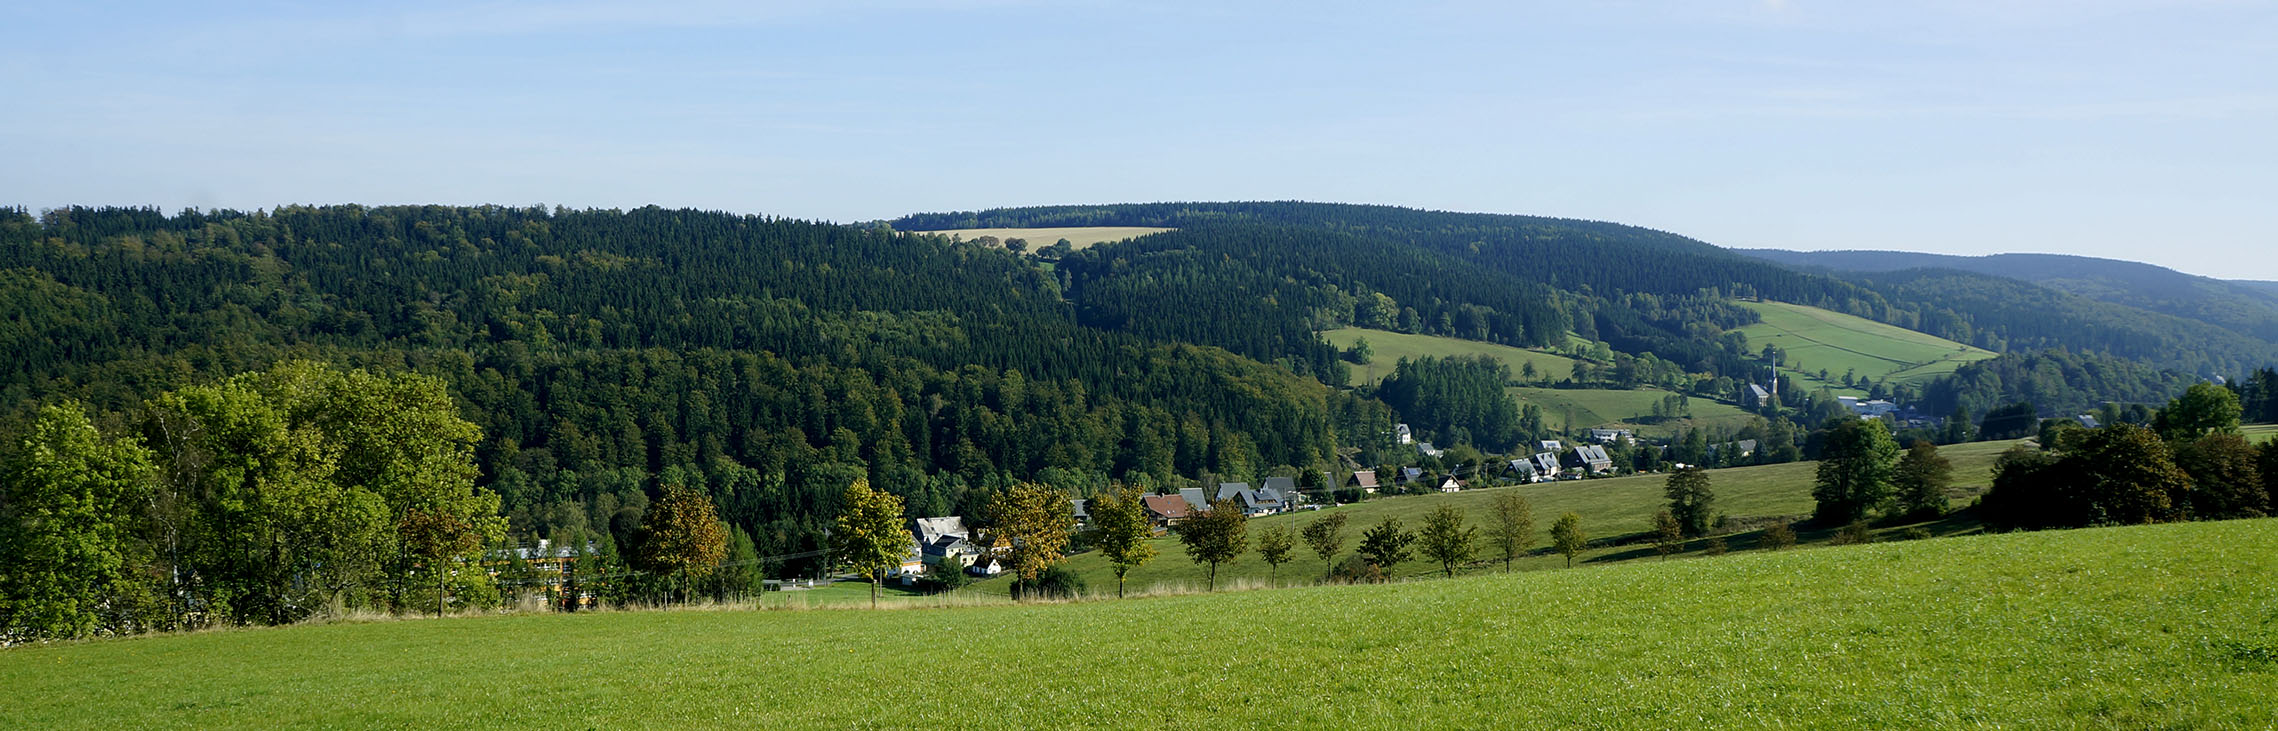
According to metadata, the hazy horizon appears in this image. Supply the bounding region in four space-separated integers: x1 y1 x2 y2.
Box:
4 1 2273 278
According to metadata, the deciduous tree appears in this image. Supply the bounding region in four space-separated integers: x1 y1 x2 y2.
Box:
983 483 1076 600
1255 525 1295 583
1550 512 1586 567
1416 505 1477 577
1486 492 1534 572
1651 510 1683 559
1174 498 1247 591
1813 418 1899 524
830 478 911 609
1891 440 1953 520
2154 382 2242 442
1301 512 1348 580
642 484 727 605
1090 485 1156 597
1355 517 1413 576
0 403 161 640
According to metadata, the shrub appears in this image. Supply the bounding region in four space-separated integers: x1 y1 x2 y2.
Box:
1830 520 1873 546
1011 565 1087 600
1762 519 1796 551
1328 555 1384 584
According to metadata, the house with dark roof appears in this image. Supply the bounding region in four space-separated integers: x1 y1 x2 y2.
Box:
1180 487 1211 512
911 516 983 568
1503 458 1539 483
1215 482 1287 516
1262 476 1298 496
1071 499 1089 526
1567 445 1615 474
1529 452 1562 477
1398 466 1427 485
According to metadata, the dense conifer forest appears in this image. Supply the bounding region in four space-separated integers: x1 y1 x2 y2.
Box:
4 201 2271 627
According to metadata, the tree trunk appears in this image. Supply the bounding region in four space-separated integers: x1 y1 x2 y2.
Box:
1207 563 1217 592
870 576 879 610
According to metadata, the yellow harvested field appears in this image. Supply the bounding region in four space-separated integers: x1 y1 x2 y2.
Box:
903 226 1173 252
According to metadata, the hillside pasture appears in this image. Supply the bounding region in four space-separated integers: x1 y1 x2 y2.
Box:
1026 440 2020 595
1320 327 1579 387
1736 300 1995 390
2245 423 2276 444
903 226 1172 253
1506 386 1757 437
6 518 2270 728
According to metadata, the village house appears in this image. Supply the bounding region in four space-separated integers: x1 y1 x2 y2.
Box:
1346 470 1381 493
1141 494 1191 530
1437 475 1464 493
1567 444 1615 474
1539 439 1564 453
1587 428 1634 443
1393 423 1415 445
1529 451 1562 477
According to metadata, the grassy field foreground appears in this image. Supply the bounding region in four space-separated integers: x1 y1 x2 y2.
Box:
6 520 2274 728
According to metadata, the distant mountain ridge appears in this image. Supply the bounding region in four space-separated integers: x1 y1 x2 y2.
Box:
1736 249 2278 343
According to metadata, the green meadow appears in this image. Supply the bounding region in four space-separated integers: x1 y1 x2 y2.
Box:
905 226 1172 252
2245 423 2276 444
1022 440 2021 596
7 518 2272 728
1506 386 1759 436
1735 300 1996 392
1321 327 1580 387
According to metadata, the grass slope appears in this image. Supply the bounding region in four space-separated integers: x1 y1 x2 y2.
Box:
905 226 1172 252
1506 386 1758 437
8 520 2273 728
1320 327 1579 387
2245 423 2276 445
1735 300 1995 392
1031 440 2020 595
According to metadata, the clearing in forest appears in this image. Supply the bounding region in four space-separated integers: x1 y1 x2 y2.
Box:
1734 300 1996 391
1321 328 1579 387
903 226 1172 252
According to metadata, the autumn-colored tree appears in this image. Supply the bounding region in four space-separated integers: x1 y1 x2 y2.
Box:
1255 525 1295 584
1354 517 1413 576
1663 467 1714 537
1651 510 1683 559
640 484 727 604
401 505 482 616
1301 512 1348 580
1891 440 1954 520
1486 492 1534 572
1089 484 1156 598
1416 505 1477 578
1550 512 1586 567
984 483 1075 599
1175 499 1248 591
830 478 912 609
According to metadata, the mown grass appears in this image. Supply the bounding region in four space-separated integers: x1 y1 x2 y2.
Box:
7 519 2272 728
1320 327 1581 387
1507 386 1759 437
1021 440 2022 595
2245 423 2276 445
1736 300 1995 391
905 226 1172 253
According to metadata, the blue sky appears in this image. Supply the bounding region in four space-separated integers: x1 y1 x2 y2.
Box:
4 1 2274 278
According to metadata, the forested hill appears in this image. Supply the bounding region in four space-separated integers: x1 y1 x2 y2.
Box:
908 201 2276 378
1739 248 2278 343
0 205 1387 568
